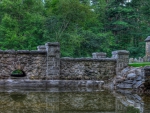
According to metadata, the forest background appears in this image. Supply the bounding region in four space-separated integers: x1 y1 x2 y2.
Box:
0 0 149 58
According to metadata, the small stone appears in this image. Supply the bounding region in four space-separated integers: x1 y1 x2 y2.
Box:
115 78 124 83
116 76 124 79
133 94 142 101
86 81 93 87
117 83 133 89
123 80 133 84
135 69 142 76
133 81 143 89
127 73 136 79
136 76 142 81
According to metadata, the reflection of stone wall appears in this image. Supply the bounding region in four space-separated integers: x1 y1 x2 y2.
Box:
0 91 116 113
59 91 115 112
60 58 116 80
114 90 144 113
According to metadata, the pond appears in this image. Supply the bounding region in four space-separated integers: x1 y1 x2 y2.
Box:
0 87 149 113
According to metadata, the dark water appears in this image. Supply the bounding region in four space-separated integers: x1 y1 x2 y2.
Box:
0 88 149 113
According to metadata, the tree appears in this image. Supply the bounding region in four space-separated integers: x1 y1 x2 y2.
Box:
104 0 147 57
43 0 97 57
0 0 45 50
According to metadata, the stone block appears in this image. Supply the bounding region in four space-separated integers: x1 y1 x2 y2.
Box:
127 73 136 79
37 45 46 51
117 83 133 89
92 52 107 59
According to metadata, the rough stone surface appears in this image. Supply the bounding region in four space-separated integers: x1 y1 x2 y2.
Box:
127 73 136 79
0 80 104 88
0 51 47 79
113 66 150 90
0 42 131 87
45 42 60 79
145 36 150 61
112 50 129 75
92 52 107 58
60 58 116 80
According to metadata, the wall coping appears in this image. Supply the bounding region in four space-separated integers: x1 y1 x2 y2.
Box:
0 50 47 54
45 42 60 46
61 57 117 62
112 50 129 55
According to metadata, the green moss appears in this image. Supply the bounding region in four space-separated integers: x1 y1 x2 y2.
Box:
126 106 140 113
128 62 150 67
12 69 23 74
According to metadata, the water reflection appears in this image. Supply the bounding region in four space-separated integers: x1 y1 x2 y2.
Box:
0 88 149 113
114 90 143 113
10 93 27 102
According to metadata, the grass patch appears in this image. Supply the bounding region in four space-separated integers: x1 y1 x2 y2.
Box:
129 62 150 67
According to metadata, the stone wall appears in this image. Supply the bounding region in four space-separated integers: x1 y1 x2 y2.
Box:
0 42 130 83
60 58 116 80
0 50 47 79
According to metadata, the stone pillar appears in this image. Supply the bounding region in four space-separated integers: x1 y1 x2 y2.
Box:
45 42 60 79
37 45 46 51
92 52 107 59
145 36 150 61
112 50 129 75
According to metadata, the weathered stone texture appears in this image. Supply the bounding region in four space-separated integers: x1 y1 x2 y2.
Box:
145 36 150 61
60 58 116 80
112 50 129 75
45 42 60 79
92 52 107 58
0 42 131 87
0 51 47 79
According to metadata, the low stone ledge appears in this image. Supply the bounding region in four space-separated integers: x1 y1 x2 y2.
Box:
0 80 104 88
61 58 116 62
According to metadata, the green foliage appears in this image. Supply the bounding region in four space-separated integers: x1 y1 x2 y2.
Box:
0 0 149 58
126 106 140 113
0 0 45 50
